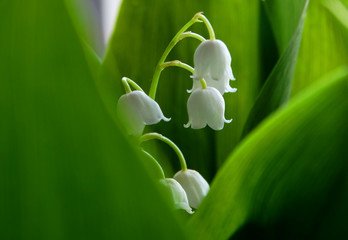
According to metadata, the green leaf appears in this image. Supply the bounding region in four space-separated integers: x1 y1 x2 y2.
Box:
210 1 261 167
0 1 186 239
66 0 105 58
264 0 307 53
291 0 348 95
323 0 348 50
102 0 261 179
323 0 348 30
242 0 309 137
188 67 348 240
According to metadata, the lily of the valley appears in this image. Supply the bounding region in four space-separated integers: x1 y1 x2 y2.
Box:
184 86 232 130
191 39 236 94
117 90 170 135
174 169 210 209
160 178 193 214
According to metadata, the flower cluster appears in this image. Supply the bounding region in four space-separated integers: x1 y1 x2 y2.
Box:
116 13 237 213
139 133 210 213
184 39 236 130
117 32 236 135
160 169 210 213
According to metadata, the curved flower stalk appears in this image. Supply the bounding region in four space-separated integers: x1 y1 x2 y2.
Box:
160 178 193 214
174 169 210 209
149 12 213 100
185 86 232 130
139 133 187 170
140 133 209 210
117 90 170 136
140 133 194 213
191 39 237 94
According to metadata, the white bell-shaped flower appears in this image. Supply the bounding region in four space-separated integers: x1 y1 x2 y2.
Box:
117 90 170 135
184 87 232 130
160 178 193 214
191 39 236 94
174 169 210 209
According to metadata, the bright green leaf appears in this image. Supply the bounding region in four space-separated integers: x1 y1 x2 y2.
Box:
323 0 348 52
264 0 307 53
323 0 348 29
0 1 187 239
292 0 348 95
242 0 309 137
189 67 348 240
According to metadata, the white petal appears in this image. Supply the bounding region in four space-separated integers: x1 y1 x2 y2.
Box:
227 87 238 93
186 87 230 130
117 94 145 135
131 91 170 125
174 170 209 209
227 66 235 80
186 89 209 129
160 178 193 214
193 40 231 80
187 78 202 93
225 118 233 124
204 77 226 95
200 88 225 130
203 74 236 95
184 120 191 128
117 91 170 135
192 39 236 94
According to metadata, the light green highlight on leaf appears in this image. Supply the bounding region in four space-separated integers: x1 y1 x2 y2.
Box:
141 150 166 179
189 67 348 240
242 0 309 137
323 0 348 30
292 0 348 95
0 1 187 239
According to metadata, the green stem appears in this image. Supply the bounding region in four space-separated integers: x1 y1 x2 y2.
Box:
122 77 132 93
198 14 215 40
122 77 144 92
200 79 207 89
139 133 188 171
141 150 165 179
161 60 194 74
149 13 203 100
179 31 206 42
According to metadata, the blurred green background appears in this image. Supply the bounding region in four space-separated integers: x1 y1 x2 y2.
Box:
1 0 347 239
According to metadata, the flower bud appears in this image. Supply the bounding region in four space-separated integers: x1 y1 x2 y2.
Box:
117 90 170 135
184 87 232 130
174 169 209 209
191 39 236 94
160 178 193 214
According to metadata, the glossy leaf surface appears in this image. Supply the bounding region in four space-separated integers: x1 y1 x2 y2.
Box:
0 1 186 239
189 68 348 240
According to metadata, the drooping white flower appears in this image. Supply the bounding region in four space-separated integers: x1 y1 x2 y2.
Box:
184 87 232 130
191 39 236 94
117 90 170 135
174 169 209 209
160 178 193 214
